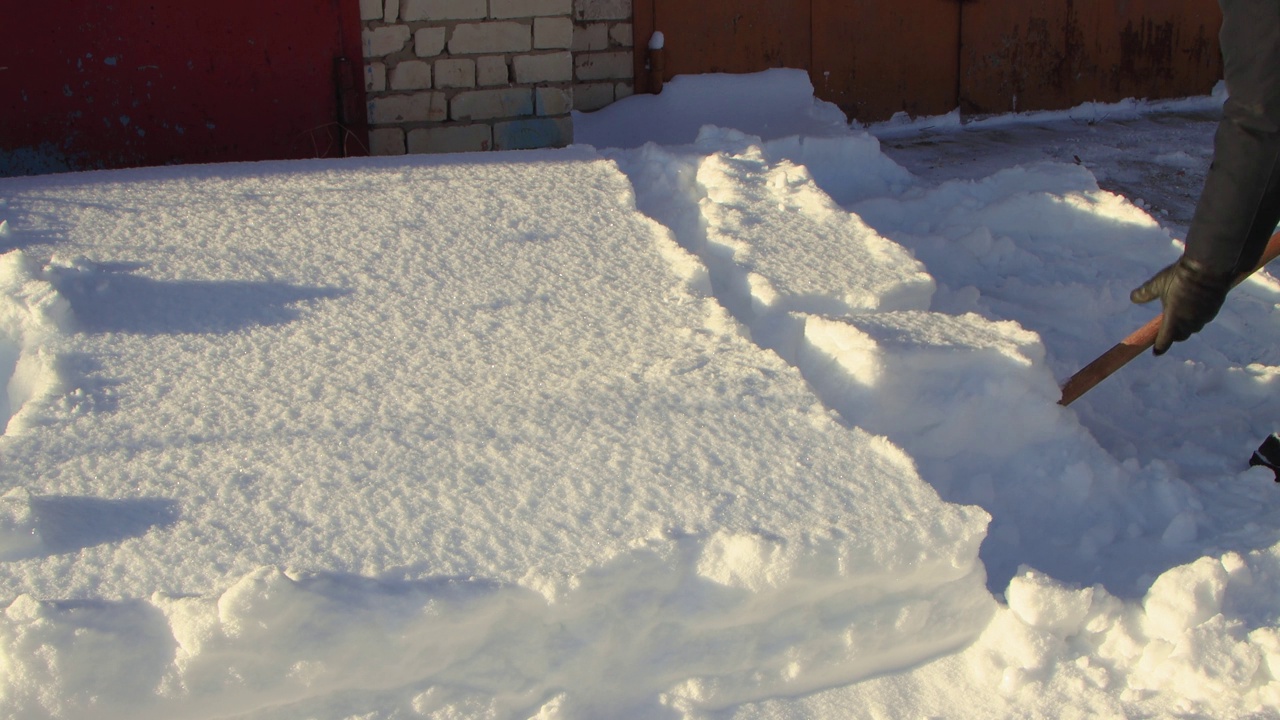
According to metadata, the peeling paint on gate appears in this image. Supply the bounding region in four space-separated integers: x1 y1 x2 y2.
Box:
960 0 1222 115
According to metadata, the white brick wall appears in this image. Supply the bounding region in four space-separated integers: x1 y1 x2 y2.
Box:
366 62 387 92
513 52 572 84
389 60 432 90
575 0 628 21
572 0 633 112
536 86 573 116
435 58 476 88
491 0 573 19
363 26 411 57
360 0 383 21
477 56 510 85
534 17 574 49
415 27 447 56
575 51 630 82
573 23 608 52
449 22 533 54
409 124 492 153
368 92 447 124
403 0 486 21
361 0 632 155
452 88 534 120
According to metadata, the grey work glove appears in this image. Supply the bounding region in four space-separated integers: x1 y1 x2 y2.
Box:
1130 257 1233 355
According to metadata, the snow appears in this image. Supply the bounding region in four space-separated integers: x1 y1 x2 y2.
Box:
2 67 1280 718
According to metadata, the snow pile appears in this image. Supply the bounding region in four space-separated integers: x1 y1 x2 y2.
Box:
738 552 1280 718
574 69 852 150
0 149 991 718
1 69 1279 719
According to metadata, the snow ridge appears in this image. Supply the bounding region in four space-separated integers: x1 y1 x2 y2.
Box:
610 122 1280 717
0 250 67 437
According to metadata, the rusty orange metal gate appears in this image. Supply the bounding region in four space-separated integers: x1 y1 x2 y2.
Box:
635 0 1223 122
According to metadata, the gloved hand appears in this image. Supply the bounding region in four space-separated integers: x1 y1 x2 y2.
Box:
1130 257 1234 355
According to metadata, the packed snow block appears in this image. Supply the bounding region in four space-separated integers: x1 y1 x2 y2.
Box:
794 308 1157 594
0 149 991 717
691 143 934 333
0 250 68 436
759 133 916 206
798 311 1062 461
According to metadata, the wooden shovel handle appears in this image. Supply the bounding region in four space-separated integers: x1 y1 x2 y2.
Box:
1058 230 1280 406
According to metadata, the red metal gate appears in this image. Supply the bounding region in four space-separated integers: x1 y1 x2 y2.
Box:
635 0 1223 123
0 0 366 176
812 0 962 120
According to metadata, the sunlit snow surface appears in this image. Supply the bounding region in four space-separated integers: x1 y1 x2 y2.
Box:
3 69 1280 719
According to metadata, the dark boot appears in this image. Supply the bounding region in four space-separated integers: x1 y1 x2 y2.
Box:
1249 433 1280 480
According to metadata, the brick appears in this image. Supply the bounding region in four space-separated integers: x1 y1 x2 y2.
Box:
609 22 632 47
451 88 533 120
369 128 406 155
614 81 633 101
513 52 572 83
408 125 493 153
383 0 400 22
415 27 447 57
435 58 477 88
360 0 384 21
363 26 411 58
389 60 432 90
534 17 574 49
368 92 448 123
449 22 532 54
574 51 631 81
477 56 509 86
573 24 609 52
572 82 614 111
402 0 485 21
574 0 629 21
493 117 572 150
536 87 573 116
365 62 388 92
491 0 572 19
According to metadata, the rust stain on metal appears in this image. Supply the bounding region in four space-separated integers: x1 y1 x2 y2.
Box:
811 0 960 122
637 0 1221 122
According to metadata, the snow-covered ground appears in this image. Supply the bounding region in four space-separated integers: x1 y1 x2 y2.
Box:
2 69 1280 719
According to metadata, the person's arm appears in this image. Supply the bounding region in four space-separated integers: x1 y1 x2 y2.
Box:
1131 0 1280 355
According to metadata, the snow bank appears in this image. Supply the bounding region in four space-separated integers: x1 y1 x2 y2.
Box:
0 152 990 718
733 548 1280 719
588 80 1280 715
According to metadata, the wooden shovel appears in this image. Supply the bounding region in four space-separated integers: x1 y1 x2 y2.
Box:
1059 230 1280 406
